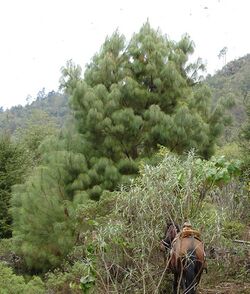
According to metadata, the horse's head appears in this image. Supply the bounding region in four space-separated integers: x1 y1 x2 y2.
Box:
162 222 180 249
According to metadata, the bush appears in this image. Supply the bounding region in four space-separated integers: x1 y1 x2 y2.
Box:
45 260 96 294
81 151 244 293
0 238 13 256
222 221 246 239
215 142 241 160
0 262 45 294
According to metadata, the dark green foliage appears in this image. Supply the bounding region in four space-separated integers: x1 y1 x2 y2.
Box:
0 262 45 293
0 111 58 239
0 135 30 238
62 22 227 191
11 130 89 271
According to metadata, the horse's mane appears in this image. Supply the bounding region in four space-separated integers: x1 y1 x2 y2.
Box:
164 221 180 239
165 221 180 234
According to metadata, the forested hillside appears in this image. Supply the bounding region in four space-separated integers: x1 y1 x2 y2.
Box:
0 90 69 135
0 22 249 293
1 55 249 144
207 54 250 142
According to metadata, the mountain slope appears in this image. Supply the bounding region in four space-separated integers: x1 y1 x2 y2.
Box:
1 54 249 142
0 91 70 135
206 54 250 141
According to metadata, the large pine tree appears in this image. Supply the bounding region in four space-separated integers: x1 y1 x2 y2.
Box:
61 22 226 197
12 22 228 270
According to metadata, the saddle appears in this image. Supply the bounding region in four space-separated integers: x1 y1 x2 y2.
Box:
171 228 202 245
179 228 202 241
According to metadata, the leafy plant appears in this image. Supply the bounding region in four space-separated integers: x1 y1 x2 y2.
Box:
46 260 96 294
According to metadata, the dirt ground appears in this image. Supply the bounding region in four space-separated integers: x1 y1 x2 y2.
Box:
199 282 250 293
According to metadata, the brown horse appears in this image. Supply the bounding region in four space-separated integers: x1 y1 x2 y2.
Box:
161 223 206 294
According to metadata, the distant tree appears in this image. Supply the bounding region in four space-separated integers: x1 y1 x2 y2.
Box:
218 46 228 66
0 134 30 238
25 94 33 105
37 88 46 101
15 109 58 164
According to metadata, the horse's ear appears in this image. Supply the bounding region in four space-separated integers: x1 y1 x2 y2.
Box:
175 223 180 232
166 222 172 229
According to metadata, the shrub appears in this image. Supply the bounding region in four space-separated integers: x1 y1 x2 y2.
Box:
215 142 241 160
0 262 45 294
222 221 246 239
45 261 95 294
82 151 243 293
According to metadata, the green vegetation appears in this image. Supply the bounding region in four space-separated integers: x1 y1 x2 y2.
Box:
63 23 228 162
9 22 232 272
0 90 69 136
14 110 58 164
240 98 250 167
0 262 45 294
0 22 249 293
84 152 248 293
0 135 31 238
207 54 250 143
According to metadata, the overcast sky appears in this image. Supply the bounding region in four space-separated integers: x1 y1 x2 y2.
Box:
0 0 249 109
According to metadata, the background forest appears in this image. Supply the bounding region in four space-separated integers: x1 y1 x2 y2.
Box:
0 23 249 293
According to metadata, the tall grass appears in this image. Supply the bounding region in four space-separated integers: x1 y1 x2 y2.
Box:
83 151 246 293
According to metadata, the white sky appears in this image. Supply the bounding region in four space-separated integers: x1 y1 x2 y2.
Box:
0 0 249 109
